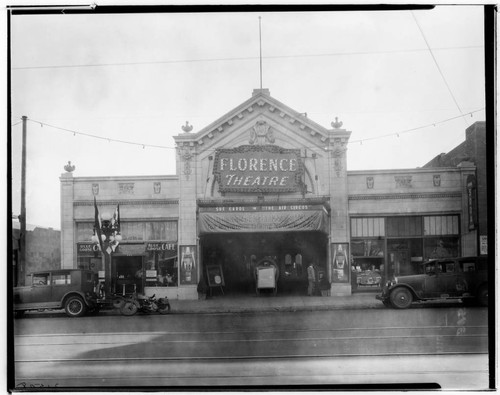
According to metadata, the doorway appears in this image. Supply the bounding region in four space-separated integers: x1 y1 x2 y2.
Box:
200 231 328 295
113 255 143 295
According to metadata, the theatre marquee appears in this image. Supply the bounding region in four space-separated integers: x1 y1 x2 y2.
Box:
213 145 304 194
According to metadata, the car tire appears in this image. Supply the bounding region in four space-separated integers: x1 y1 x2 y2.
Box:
390 287 413 309
64 296 87 317
477 285 488 306
120 301 138 316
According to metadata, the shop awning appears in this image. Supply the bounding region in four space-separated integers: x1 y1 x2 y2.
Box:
198 209 329 234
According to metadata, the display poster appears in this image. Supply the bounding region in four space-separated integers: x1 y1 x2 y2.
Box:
206 265 225 287
331 243 350 283
180 246 197 285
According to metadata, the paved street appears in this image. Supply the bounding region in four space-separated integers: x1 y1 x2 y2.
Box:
13 306 490 390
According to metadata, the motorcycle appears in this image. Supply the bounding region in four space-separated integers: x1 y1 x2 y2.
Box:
119 294 171 316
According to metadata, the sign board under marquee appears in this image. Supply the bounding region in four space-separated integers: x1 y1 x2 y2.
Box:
77 243 101 256
199 204 327 213
213 145 304 194
146 242 177 252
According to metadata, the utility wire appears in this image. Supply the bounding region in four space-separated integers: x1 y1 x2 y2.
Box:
349 108 483 144
411 11 468 127
25 118 174 149
18 108 484 151
11 45 483 71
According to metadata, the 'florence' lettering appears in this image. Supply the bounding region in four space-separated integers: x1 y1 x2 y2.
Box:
220 158 297 172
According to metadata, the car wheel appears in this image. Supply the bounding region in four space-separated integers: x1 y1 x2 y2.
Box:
158 303 171 314
120 301 138 316
64 296 87 317
390 287 413 309
477 285 488 306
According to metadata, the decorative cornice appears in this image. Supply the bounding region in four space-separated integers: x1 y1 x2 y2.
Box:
348 192 462 201
174 92 334 149
74 199 179 206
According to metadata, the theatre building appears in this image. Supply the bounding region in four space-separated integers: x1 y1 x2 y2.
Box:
60 89 486 299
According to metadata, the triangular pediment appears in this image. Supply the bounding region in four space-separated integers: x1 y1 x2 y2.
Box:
173 89 333 152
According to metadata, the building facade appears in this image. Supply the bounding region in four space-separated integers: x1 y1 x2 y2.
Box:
12 222 61 286
60 89 485 299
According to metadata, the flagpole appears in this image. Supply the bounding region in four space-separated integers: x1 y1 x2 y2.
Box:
19 116 28 286
259 16 263 90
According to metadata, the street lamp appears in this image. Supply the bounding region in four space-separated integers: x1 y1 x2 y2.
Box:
92 201 122 299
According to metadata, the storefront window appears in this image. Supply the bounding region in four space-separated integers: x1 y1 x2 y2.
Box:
120 221 178 242
424 215 459 236
387 239 423 276
351 215 461 290
144 245 178 287
424 237 459 260
387 216 422 237
76 223 94 242
351 239 384 290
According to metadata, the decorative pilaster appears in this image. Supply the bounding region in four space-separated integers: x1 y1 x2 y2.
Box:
174 127 199 299
328 119 352 295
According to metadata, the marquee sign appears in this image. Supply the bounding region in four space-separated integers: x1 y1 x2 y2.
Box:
213 145 304 193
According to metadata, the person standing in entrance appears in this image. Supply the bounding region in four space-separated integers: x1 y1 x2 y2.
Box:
307 262 316 296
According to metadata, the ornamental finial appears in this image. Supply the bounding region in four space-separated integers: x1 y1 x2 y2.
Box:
182 121 193 133
331 117 343 129
64 161 75 173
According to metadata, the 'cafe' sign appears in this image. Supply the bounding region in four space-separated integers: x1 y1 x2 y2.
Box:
213 145 304 193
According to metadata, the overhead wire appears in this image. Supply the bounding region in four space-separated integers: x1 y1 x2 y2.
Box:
14 107 484 152
410 11 468 127
11 45 483 71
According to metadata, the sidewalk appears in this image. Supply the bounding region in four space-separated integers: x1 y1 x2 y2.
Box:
169 292 383 314
18 292 384 318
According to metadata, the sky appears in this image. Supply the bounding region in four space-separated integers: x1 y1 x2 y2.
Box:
9 5 487 230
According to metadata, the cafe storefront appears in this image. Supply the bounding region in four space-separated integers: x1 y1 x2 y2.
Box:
61 88 478 299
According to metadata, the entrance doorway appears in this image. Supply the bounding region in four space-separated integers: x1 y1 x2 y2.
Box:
112 255 143 295
200 231 328 295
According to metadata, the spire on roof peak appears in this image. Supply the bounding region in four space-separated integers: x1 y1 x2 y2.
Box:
252 88 270 96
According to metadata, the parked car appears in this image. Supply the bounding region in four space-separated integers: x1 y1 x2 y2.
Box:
14 269 100 317
376 256 488 309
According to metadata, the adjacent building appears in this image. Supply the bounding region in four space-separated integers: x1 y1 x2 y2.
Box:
59 89 488 299
12 221 61 286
